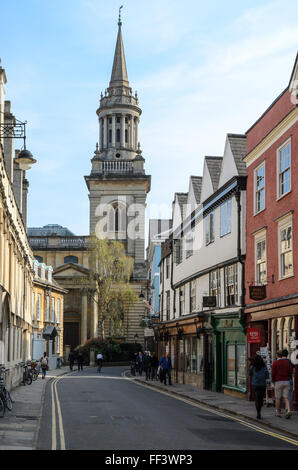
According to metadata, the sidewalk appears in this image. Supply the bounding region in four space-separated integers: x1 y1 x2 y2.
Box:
131 373 298 439
0 366 69 450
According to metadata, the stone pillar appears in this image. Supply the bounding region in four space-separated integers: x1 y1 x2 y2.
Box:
103 116 107 148
121 114 125 147
81 291 88 345
90 291 98 338
135 118 139 149
99 118 102 150
130 115 134 149
112 115 116 147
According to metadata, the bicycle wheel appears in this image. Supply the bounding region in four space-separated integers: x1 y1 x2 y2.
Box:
5 391 12 411
32 370 38 381
0 396 5 418
22 372 27 385
26 374 32 386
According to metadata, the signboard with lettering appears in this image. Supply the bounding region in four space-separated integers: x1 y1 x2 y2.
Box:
249 285 266 301
203 296 216 308
247 327 261 344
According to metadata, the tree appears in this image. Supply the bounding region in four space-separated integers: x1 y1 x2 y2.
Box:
81 235 138 341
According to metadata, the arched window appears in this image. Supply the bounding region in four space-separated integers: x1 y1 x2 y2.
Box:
108 203 126 234
35 256 43 263
64 256 78 264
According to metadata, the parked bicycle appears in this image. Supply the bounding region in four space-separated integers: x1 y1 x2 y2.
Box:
0 365 13 418
30 361 40 381
22 362 32 385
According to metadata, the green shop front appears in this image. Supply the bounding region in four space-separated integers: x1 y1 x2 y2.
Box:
211 311 247 399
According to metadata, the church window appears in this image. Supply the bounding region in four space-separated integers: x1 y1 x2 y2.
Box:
125 117 128 123
108 117 112 124
109 129 112 143
125 130 128 143
64 255 78 264
116 129 120 142
116 153 121 159
116 117 121 124
108 203 126 233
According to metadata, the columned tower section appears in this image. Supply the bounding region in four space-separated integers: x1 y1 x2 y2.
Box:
85 18 151 342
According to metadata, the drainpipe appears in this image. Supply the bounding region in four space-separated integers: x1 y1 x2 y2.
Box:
170 236 177 381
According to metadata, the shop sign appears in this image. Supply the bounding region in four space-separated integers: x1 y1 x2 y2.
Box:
249 285 266 301
247 327 261 344
203 296 216 308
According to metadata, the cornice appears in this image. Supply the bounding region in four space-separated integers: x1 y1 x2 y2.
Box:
244 107 298 167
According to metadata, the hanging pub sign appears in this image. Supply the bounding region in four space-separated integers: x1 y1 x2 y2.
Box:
249 285 266 301
247 327 261 344
202 296 216 308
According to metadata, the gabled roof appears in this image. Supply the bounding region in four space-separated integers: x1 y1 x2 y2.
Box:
190 176 202 204
175 192 188 219
289 51 298 91
53 263 90 276
205 157 222 192
227 134 247 176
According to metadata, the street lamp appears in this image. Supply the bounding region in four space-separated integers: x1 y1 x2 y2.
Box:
15 148 36 170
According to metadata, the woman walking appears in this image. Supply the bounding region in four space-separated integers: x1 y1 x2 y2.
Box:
249 354 269 419
40 352 49 379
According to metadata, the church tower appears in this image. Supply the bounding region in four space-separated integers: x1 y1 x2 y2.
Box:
85 13 151 342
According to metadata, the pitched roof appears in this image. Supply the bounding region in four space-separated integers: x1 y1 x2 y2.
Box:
110 24 129 87
190 176 202 204
175 192 188 220
205 157 222 192
28 224 75 237
227 134 247 176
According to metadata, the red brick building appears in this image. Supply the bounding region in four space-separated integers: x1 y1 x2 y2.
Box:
244 53 298 409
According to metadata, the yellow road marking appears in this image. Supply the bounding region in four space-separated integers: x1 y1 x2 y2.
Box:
54 378 66 450
124 372 298 447
51 380 56 450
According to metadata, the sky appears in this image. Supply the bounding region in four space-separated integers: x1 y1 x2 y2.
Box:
0 0 297 239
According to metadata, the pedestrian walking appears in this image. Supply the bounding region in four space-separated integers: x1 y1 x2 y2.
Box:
68 350 75 371
281 349 294 411
77 351 84 371
136 351 143 376
97 352 103 372
150 352 159 380
40 352 49 379
248 354 269 419
143 351 151 380
159 354 172 385
272 350 293 418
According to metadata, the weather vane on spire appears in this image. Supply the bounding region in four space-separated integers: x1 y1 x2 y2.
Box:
118 5 123 26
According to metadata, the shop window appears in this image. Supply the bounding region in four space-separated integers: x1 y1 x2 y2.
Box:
184 338 190 373
179 340 183 371
191 337 197 373
226 342 246 389
197 337 204 373
171 341 175 368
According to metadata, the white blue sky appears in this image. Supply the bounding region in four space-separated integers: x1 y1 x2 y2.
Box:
0 0 297 237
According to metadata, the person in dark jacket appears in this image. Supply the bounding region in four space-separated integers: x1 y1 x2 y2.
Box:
143 352 151 380
68 350 75 371
159 354 172 385
150 352 159 380
135 351 143 376
249 354 269 419
77 351 84 371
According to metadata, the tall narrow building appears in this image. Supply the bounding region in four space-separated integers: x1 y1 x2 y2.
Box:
85 16 151 342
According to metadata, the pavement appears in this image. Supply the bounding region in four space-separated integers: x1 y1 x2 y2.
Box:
0 366 69 450
130 372 298 440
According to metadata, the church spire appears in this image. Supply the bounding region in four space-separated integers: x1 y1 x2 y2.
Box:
109 7 129 88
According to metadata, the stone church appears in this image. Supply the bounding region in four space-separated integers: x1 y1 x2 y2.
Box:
28 18 151 355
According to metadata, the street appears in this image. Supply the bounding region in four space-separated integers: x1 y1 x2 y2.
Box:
37 367 297 450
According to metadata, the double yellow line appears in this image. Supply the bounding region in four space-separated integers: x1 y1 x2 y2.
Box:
51 377 66 450
124 373 298 448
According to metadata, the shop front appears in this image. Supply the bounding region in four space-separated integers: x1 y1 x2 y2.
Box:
211 311 247 399
245 299 298 410
155 313 207 390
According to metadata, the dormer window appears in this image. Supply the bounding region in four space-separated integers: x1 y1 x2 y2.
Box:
46 266 53 283
33 260 39 278
39 263 46 281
